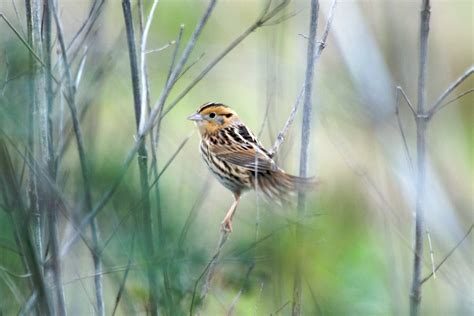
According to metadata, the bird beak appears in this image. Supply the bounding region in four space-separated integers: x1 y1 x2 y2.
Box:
187 113 204 121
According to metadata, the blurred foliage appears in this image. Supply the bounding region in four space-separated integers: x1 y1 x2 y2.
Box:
0 0 472 315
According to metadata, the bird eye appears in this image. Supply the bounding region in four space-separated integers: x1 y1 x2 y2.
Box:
209 112 216 118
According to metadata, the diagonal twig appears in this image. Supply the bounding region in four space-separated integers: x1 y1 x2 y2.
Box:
427 65 474 119
420 224 473 285
159 0 291 120
270 0 337 156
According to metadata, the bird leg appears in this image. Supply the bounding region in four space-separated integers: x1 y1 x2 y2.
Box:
221 193 240 232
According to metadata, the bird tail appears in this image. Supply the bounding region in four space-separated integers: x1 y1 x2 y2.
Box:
255 171 319 202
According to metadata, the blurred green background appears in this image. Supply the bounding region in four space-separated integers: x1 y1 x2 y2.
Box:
0 0 472 315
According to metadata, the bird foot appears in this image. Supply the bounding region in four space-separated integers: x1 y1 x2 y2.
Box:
221 218 233 233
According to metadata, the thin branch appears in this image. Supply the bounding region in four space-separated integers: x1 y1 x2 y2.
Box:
60 138 141 257
396 86 417 117
270 87 304 156
270 0 337 156
66 0 105 65
74 48 88 89
190 230 230 315
432 88 473 112
271 301 290 315
226 262 255 315
177 176 212 250
410 1 431 315
159 0 290 120
427 65 474 119
293 0 320 314
425 228 436 280
140 0 218 136
0 265 31 279
145 40 175 54
42 2 66 314
51 1 104 314
111 234 135 316
176 52 206 82
165 25 184 87
138 0 159 132
0 13 46 70
420 225 473 284
122 1 159 314
395 86 415 174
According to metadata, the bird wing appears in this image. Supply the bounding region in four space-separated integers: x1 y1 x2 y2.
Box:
214 148 277 171
209 124 278 172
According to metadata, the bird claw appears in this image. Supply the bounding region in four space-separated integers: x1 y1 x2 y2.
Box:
221 219 233 233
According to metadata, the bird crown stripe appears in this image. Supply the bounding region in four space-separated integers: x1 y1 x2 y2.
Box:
197 102 228 113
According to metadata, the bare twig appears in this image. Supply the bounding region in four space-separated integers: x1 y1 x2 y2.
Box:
111 234 135 316
51 1 104 313
177 176 212 250
410 1 430 315
395 86 415 174
427 65 474 119
226 263 255 315
425 228 436 280
159 0 290 120
271 301 290 315
23 0 42 287
270 87 304 156
140 0 218 136
190 231 230 315
420 225 473 284
176 52 206 82
292 0 320 315
122 1 159 314
138 0 159 132
270 0 337 156
396 86 417 117
165 25 184 87
66 0 105 65
432 89 473 112
41 2 67 314
145 40 176 54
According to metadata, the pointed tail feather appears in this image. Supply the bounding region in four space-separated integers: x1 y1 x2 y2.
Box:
255 171 319 202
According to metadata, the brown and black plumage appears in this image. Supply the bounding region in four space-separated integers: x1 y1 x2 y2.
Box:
188 102 315 232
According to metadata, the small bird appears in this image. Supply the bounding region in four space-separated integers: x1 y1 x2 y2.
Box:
188 102 315 232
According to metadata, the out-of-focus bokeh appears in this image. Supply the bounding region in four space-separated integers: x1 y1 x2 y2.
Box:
0 0 472 315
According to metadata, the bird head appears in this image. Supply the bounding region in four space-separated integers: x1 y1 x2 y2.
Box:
187 102 238 135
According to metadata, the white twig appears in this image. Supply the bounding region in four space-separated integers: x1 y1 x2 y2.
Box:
433 89 473 111
140 0 218 136
427 65 474 119
139 0 159 133
270 87 304 156
396 86 417 117
421 225 473 284
75 47 88 89
145 40 175 54
270 0 337 157
395 86 415 174
425 228 436 279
